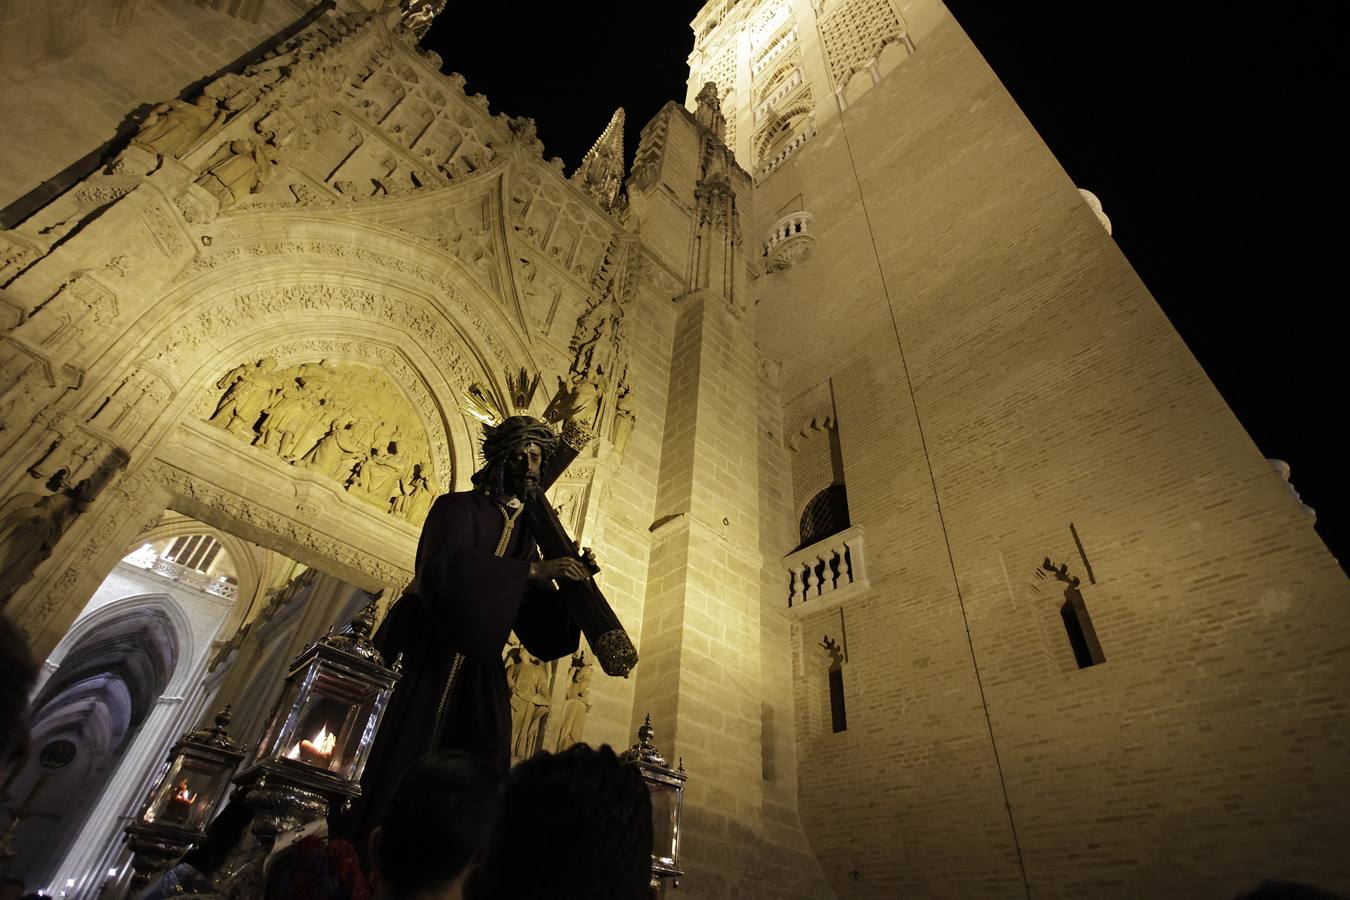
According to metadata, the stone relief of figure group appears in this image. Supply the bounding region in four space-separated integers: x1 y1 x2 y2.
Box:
504 636 593 759
208 358 437 522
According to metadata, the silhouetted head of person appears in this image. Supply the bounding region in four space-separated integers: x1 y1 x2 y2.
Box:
372 751 500 899
0 615 36 783
469 744 653 900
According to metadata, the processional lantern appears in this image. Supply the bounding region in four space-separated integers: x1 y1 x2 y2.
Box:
234 600 401 846
123 706 244 890
619 714 687 893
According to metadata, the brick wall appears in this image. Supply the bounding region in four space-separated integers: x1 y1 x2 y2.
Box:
750 3 1350 898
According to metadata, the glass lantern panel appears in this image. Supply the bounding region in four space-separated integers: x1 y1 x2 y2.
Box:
255 672 308 766
649 782 682 867
142 755 233 832
273 665 389 782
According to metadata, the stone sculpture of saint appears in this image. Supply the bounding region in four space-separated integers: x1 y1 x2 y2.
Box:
194 134 278 209
509 653 552 759
352 446 403 508
301 415 365 480
0 452 125 605
611 385 635 454
555 655 593 751
132 94 226 159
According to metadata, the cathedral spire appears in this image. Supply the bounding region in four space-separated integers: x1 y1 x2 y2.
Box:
572 107 626 214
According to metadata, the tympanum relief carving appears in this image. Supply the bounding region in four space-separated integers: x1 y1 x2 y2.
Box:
207 359 441 522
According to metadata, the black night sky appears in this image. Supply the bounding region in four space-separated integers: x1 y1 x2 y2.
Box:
423 3 1345 564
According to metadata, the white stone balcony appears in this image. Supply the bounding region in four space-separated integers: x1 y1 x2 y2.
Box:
784 525 868 615
763 210 816 271
123 545 239 600
758 121 816 179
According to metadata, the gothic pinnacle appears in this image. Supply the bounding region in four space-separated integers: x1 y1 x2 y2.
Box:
573 107 626 215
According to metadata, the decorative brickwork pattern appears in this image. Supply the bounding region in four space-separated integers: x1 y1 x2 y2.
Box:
819 0 905 86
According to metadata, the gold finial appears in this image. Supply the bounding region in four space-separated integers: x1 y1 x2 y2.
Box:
506 367 542 412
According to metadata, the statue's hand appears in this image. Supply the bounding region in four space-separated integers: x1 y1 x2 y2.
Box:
576 542 599 574
529 557 589 583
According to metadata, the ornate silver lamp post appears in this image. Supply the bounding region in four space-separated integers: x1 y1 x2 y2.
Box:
232 600 401 848
123 707 244 891
619 714 687 895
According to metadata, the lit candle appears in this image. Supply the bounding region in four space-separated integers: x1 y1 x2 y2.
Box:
162 780 196 824
286 723 336 767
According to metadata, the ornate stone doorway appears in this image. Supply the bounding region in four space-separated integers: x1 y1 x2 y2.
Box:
0 508 372 898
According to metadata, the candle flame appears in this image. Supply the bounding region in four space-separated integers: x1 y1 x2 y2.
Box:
286 723 336 763
173 780 197 804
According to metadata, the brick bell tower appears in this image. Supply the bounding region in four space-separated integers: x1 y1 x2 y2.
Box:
673 0 1350 898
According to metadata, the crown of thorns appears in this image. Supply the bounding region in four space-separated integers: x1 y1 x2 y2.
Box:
478 415 558 470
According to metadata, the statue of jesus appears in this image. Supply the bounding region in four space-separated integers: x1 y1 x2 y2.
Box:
340 415 593 848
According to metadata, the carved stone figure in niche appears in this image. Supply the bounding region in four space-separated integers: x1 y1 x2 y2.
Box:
554 652 593 751
0 447 127 605
611 380 635 454
132 94 226 159
194 134 279 209
211 358 279 435
510 651 552 759
547 372 607 434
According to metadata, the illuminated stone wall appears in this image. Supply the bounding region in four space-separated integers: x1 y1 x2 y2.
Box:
2 0 1346 898
729 0 1350 898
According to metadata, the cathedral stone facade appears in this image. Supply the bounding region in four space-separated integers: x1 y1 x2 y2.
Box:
1 1 1345 898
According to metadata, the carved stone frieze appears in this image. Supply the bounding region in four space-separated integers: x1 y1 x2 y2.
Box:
182 241 510 369
207 337 455 484
204 358 442 521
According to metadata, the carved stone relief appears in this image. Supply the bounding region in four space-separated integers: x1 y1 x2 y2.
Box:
1 445 130 608
553 651 594 751
86 364 175 450
131 94 229 160
182 243 510 371
506 636 553 761
205 359 441 521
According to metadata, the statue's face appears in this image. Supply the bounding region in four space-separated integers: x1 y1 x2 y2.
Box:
504 441 543 496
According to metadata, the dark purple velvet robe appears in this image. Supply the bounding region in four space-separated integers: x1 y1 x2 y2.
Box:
339 490 579 848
